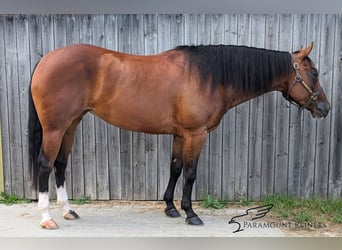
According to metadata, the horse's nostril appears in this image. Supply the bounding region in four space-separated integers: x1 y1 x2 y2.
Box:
317 102 330 117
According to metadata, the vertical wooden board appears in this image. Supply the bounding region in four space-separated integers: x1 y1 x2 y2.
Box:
184 14 197 45
287 14 307 198
274 14 292 195
28 15 43 66
222 14 238 200
66 15 80 198
39 15 58 199
209 14 224 199
53 15 67 49
248 14 265 201
66 14 80 45
79 15 97 200
0 122 3 192
52 15 74 199
184 14 198 200
0 16 11 194
131 14 146 200
261 14 279 198
27 15 43 200
234 14 250 200
170 14 185 200
328 14 342 199
157 14 172 200
0 16 8 194
92 14 110 200
16 15 34 198
144 14 158 200
299 14 320 199
315 14 334 199
104 14 122 200
65 14 84 199
117 15 133 200
4 16 24 197
195 14 211 199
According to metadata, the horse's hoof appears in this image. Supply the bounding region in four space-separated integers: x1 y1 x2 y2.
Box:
63 210 80 220
40 219 59 230
164 207 181 218
186 216 204 226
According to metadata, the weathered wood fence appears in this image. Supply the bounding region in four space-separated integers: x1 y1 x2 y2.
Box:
0 14 341 201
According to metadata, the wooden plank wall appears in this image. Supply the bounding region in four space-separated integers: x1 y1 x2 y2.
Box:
0 122 3 192
0 14 341 201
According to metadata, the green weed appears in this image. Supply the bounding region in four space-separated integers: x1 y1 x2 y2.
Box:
262 195 342 224
72 196 90 205
0 192 31 205
201 195 228 209
295 211 315 223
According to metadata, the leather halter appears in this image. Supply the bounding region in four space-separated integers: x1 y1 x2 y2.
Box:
285 56 322 110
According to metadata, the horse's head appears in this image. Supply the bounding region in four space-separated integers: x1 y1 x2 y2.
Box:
285 42 330 119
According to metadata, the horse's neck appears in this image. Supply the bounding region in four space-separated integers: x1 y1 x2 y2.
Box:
223 79 287 111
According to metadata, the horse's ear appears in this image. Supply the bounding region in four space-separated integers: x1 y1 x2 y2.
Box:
295 42 313 61
302 42 313 57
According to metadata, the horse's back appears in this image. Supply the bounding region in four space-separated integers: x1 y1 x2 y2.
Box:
30 44 220 135
31 44 182 133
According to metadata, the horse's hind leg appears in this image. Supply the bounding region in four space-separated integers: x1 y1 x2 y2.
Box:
38 129 65 230
164 135 184 218
55 118 81 220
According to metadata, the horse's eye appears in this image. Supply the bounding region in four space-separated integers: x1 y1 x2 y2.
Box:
311 69 318 78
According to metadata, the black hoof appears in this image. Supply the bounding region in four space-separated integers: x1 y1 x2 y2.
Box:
186 216 204 226
164 207 181 218
64 210 80 220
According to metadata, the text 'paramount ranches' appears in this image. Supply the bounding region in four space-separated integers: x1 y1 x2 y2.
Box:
243 221 327 230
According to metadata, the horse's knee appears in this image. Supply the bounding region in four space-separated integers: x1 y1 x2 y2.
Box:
184 167 197 184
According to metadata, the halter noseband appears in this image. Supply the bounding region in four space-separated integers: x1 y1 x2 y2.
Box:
285 56 322 110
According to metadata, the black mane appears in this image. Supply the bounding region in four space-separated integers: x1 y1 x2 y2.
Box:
175 45 292 93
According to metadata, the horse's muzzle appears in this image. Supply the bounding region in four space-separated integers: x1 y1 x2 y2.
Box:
312 101 330 119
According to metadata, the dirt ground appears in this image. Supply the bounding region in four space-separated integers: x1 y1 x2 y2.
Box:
72 200 342 237
263 214 342 237
0 200 340 237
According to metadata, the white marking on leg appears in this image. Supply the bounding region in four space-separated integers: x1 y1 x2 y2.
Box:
38 192 52 223
56 182 72 216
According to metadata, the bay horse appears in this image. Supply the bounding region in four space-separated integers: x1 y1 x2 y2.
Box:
28 42 330 229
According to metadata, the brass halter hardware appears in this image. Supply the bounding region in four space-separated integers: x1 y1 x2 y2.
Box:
285 57 322 110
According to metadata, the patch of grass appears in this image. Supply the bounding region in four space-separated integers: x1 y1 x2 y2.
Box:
0 192 31 205
332 214 342 223
239 196 252 206
72 196 90 205
295 211 314 223
262 194 342 224
201 195 228 209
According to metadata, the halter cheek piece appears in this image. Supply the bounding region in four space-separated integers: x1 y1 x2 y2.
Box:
285 57 322 110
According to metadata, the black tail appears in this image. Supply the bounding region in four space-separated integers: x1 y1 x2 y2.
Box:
28 63 42 191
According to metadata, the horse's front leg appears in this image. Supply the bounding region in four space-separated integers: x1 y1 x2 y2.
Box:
181 130 207 225
164 135 184 218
